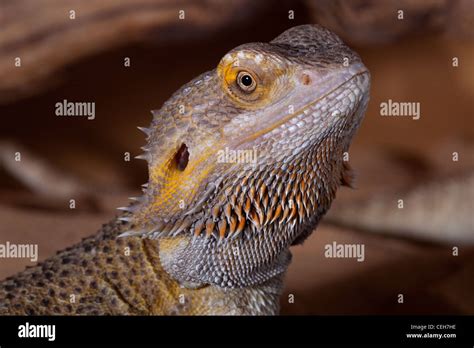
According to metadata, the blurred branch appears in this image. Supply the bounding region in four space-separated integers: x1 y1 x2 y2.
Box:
0 0 261 103
326 171 474 245
1 0 472 103
306 0 474 45
0 141 102 211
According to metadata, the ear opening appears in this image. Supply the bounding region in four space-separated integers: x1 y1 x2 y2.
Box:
175 143 189 171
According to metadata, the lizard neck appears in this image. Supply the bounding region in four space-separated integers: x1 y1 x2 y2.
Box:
156 232 294 289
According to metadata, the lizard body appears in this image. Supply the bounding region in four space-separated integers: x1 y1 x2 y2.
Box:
0 25 370 315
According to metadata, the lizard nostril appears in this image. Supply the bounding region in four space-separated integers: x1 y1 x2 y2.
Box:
301 73 311 85
175 143 189 171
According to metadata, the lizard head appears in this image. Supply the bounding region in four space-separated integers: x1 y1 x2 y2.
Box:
122 25 370 288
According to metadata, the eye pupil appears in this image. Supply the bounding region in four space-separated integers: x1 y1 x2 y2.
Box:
241 74 252 86
241 74 253 87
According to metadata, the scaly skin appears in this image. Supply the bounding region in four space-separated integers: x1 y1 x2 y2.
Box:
0 25 370 315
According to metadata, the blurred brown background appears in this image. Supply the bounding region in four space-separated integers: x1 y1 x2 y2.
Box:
0 0 473 314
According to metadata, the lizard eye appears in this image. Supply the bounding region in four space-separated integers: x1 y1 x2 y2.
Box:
218 62 264 104
236 71 257 93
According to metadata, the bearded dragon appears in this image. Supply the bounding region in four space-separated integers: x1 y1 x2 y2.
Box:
0 25 370 315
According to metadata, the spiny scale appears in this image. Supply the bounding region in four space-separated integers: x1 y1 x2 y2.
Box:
135 153 151 161
128 196 143 202
137 126 151 136
158 149 324 242
126 148 326 243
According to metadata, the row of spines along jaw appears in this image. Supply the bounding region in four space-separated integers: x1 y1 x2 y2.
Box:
116 121 318 243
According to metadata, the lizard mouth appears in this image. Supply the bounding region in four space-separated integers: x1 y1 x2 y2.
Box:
234 68 370 147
